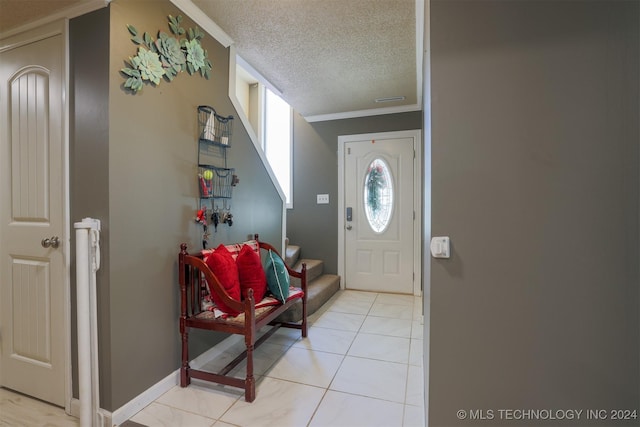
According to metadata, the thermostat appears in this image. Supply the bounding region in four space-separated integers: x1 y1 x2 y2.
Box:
430 236 450 259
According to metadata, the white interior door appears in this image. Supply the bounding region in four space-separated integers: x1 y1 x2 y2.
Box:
0 29 67 407
343 135 415 294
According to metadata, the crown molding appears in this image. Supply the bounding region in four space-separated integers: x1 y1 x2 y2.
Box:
169 0 233 47
304 103 422 123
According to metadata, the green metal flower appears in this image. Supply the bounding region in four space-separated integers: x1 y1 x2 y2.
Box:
121 66 144 92
184 39 206 73
155 33 186 81
131 46 165 85
156 32 186 68
122 16 212 91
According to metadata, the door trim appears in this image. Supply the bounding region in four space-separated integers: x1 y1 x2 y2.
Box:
0 20 71 413
0 0 109 41
338 129 422 296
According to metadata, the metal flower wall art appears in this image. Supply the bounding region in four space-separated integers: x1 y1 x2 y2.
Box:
121 15 213 93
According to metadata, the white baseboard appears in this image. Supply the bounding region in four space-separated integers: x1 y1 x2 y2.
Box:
69 398 80 417
66 334 244 426
110 370 179 426
69 399 112 427
110 334 243 426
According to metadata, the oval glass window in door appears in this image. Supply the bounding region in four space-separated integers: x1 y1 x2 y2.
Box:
363 158 394 233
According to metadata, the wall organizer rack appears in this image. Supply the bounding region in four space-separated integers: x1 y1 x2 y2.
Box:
196 105 238 248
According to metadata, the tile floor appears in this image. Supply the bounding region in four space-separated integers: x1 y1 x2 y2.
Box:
129 290 426 427
0 290 427 427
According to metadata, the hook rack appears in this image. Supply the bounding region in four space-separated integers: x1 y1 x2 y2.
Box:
196 106 237 248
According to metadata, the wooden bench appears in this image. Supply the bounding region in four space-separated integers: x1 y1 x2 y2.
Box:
178 236 307 402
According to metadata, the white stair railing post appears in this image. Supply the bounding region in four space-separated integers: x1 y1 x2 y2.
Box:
74 218 101 427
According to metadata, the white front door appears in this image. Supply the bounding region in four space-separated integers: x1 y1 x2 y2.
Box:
342 132 417 294
0 25 67 407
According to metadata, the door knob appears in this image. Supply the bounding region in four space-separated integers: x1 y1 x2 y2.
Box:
346 225 353 230
41 236 60 248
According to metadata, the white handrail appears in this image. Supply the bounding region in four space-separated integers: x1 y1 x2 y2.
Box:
74 218 101 427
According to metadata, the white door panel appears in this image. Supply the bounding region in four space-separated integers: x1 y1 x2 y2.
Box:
344 137 414 294
0 32 66 407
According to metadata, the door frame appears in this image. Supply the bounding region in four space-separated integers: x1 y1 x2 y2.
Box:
338 129 422 296
0 20 72 412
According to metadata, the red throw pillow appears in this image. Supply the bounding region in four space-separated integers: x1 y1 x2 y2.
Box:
236 244 267 302
205 244 241 315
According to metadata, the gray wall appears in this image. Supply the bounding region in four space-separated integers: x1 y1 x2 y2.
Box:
70 0 282 411
428 1 639 426
69 7 111 402
288 111 422 274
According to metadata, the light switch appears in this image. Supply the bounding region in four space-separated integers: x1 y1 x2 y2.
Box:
430 236 450 258
317 194 329 204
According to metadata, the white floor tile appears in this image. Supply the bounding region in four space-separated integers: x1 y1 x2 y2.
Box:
411 320 424 340
369 302 414 320
330 356 407 403
309 390 404 427
130 402 215 427
156 384 238 420
266 346 344 388
348 333 410 364
312 311 366 332
308 309 326 325
361 316 413 338
337 290 379 303
326 297 374 315
375 293 415 306
220 377 325 427
292 326 357 354
263 326 304 347
201 341 289 379
404 404 426 427
409 338 423 367
229 342 291 378
198 339 250 373
405 365 425 407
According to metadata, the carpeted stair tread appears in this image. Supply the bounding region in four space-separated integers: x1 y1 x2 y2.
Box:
276 274 341 323
290 259 324 284
285 245 301 267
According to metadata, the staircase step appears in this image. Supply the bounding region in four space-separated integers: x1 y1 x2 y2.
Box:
291 259 324 284
276 274 341 323
285 245 301 268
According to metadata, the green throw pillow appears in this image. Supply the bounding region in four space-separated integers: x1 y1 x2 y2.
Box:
265 250 290 303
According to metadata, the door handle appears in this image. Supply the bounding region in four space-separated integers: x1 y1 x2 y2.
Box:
41 236 60 249
346 225 353 230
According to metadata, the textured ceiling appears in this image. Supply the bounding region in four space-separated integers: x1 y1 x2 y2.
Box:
194 0 420 119
0 0 421 120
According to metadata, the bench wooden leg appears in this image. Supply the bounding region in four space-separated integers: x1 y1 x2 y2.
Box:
245 376 256 402
302 294 308 338
245 342 255 402
180 366 191 387
180 327 190 387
